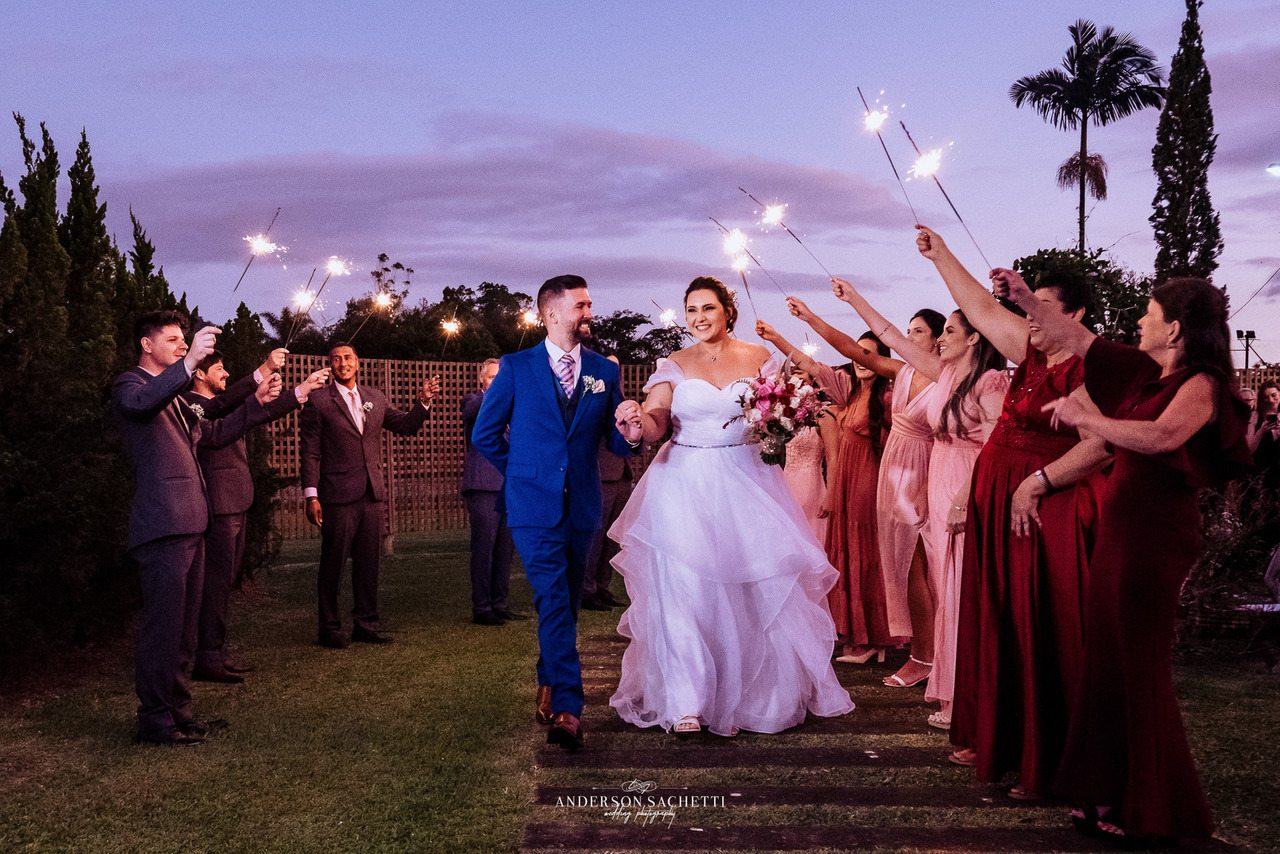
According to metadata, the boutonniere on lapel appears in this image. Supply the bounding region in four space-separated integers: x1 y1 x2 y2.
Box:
362 402 374 412
581 375 607 395
189 403 205 420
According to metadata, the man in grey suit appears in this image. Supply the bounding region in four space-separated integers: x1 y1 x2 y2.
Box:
112 310 277 746
183 349 330 683
460 358 523 626
301 342 440 648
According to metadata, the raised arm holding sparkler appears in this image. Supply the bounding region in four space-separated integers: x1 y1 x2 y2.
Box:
915 225 1028 363
830 277 944 382
783 296 906 381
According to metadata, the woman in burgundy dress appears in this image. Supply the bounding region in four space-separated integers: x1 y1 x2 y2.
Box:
916 226 1111 798
999 272 1250 844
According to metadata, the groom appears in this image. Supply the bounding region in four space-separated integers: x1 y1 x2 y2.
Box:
472 275 640 750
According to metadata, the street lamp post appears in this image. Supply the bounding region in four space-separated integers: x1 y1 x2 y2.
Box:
1237 329 1257 371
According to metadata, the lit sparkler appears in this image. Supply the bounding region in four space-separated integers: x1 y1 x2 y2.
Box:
440 318 461 358
232 207 282 293
856 87 918 224
516 308 541 349
801 341 821 357
739 188 834 279
347 291 396 345
910 149 943 179
649 299 683 335
285 256 352 348
899 121 991 270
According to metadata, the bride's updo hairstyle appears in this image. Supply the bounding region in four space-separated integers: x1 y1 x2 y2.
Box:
685 276 739 334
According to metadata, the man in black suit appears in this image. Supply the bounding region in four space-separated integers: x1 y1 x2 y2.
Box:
300 342 440 648
112 310 277 746
184 349 330 683
460 358 522 626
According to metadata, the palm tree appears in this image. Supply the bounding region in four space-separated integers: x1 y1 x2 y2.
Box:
1011 19 1165 251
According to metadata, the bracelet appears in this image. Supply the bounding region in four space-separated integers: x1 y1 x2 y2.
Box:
1034 468 1054 491
951 503 965 512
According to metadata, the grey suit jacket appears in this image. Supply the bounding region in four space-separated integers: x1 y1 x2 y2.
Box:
112 359 269 550
183 373 301 516
299 382 430 504
460 390 504 493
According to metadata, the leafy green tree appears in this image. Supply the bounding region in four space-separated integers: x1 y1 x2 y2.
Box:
1150 0 1223 282
1013 246 1150 342
1010 19 1165 251
589 309 685 363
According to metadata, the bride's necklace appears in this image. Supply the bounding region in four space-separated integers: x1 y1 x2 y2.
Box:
703 342 727 363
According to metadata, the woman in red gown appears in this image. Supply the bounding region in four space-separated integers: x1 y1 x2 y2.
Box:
916 226 1111 798
999 272 1250 844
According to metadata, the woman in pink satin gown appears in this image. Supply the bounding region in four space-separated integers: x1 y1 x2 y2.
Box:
829 278 1007 729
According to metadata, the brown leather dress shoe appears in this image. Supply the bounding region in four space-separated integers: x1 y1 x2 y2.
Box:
547 712 584 751
536 685 554 725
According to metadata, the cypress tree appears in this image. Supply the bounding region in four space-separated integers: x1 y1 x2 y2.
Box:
1150 0 1223 281
59 130 118 355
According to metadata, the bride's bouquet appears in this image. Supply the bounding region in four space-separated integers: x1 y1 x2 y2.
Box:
732 359 822 466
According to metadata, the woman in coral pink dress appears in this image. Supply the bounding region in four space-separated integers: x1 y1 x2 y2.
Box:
784 297 946 689
756 319 894 663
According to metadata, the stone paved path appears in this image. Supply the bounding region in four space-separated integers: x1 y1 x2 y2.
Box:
520 629 1234 853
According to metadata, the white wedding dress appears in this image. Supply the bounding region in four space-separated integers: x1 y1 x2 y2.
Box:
608 358 855 736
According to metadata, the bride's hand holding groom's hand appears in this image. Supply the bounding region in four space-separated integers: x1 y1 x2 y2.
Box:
615 400 643 443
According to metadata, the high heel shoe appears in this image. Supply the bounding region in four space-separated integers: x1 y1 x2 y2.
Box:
835 646 886 664
883 656 932 687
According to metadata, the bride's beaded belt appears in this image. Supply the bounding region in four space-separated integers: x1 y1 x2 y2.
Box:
669 438 754 449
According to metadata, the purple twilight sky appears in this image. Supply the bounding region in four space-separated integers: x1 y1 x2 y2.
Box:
3 0 1278 363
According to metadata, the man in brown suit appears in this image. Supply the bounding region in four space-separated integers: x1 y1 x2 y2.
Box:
300 342 440 648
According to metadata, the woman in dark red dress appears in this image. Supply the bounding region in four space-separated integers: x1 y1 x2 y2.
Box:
999 272 1250 844
916 227 1111 798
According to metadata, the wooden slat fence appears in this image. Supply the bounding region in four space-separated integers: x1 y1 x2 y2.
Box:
269 357 657 540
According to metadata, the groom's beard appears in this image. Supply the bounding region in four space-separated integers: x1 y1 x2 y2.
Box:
572 320 592 344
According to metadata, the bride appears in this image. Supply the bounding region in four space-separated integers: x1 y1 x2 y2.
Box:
609 276 855 736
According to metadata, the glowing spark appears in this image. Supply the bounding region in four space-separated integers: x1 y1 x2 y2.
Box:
245 233 283 256
910 149 943 179
521 309 539 326
761 204 786 226
293 289 313 311
723 229 749 256
864 110 888 132
731 254 750 273
441 319 461 335
325 256 352 277
373 292 393 309
801 341 820 357
659 308 677 328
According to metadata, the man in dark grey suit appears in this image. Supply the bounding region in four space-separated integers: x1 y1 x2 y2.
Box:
300 342 440 648
460 358 522 626
183 349 330 683
112 310 277 746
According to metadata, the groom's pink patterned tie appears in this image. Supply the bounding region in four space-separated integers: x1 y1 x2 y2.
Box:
554 353 575 399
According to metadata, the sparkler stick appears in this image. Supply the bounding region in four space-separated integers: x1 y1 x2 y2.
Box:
440 318 461 358
347 292 394 345
856 87 918 223
285 257 351 349
899 121 992 270
232 207 282 293
516 308 539 349
738 188 834 279
708 217 786 296
283 267 318 348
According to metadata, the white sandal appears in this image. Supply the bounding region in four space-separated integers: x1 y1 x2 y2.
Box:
883 656 933 688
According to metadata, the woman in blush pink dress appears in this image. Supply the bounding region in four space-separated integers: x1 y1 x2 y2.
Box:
830 278 1008 730
784 297 946 689
781 369 839 543
756 319 895 664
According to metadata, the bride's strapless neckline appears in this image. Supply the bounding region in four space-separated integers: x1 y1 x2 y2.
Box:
678 376 753 393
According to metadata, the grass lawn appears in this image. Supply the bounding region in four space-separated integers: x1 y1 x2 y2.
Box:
2 529 1279 853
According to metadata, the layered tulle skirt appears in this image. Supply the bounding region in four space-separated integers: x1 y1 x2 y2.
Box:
608 440 855 736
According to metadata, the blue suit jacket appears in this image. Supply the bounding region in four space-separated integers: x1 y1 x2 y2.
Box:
472 345 632 531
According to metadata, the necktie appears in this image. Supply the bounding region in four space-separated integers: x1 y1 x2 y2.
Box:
347 389 365 433
555 353 575 399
